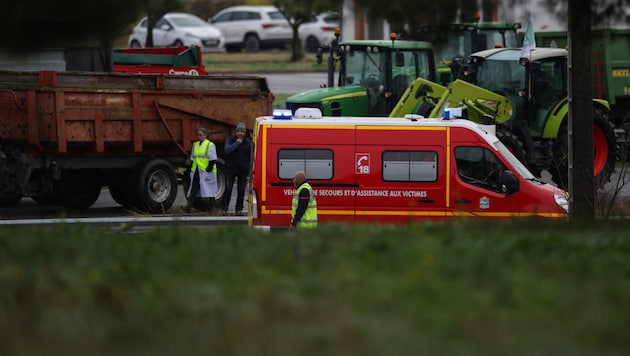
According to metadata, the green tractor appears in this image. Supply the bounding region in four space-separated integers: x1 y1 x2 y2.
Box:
285 33 436 117
391 47 618 189
409 20 522 84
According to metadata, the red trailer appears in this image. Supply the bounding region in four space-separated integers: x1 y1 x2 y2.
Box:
0 69 273 213
112 46 209 75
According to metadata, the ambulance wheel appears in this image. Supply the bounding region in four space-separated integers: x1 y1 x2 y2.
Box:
54 171 102 209
135 159 178 214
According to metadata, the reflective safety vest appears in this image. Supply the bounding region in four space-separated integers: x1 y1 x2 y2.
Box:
191 140 216 173
292 182 317 229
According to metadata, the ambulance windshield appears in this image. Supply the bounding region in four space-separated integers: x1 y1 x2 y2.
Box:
493 140 536 180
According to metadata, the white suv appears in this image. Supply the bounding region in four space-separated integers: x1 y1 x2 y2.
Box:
209 6 292 52
299 11 340 52
128 12 224 52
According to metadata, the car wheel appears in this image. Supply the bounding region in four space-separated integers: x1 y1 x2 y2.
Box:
173 40 184 47
244 34 260 52
305 36 320 53
130 40 142 48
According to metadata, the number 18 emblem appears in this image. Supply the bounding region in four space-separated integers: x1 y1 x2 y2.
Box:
356 153 370 174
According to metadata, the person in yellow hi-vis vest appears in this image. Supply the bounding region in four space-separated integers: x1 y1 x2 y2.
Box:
184 128 219 214
289 170 317 230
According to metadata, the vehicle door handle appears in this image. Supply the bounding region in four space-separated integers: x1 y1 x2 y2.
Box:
454 198 471 204
418 198 435 203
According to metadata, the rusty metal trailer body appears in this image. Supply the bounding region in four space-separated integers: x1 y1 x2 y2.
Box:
0 70 273 213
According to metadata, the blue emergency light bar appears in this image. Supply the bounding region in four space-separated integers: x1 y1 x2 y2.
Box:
273 109 293 120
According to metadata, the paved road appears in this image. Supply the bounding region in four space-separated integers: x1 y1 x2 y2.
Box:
252 72 335 94
0 185 250 224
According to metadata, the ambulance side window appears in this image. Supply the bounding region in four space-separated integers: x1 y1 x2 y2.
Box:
382 150 437 182
455 146 505 192
278 149 333 180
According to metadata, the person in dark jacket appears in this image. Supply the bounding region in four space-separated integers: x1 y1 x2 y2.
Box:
222 122 252 215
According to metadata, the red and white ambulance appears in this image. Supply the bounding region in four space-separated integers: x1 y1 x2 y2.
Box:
249 109 568 229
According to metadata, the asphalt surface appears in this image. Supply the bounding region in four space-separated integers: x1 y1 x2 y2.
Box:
0 185 250 226
252 72 335 94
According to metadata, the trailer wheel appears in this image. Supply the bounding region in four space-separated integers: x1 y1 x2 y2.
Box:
551 107 616 189
213 161 227 210
54 171 101 209
136 159 178 214
31 191 58 205
108 181 130 207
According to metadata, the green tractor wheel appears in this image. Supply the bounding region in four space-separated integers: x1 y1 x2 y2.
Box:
495 128 533 173
551 106 617 189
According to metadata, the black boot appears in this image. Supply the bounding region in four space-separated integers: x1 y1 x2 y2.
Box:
202 197 213 212
183 197 193 213
206 198 221 216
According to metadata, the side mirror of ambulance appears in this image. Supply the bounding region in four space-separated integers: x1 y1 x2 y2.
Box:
501 170 519 195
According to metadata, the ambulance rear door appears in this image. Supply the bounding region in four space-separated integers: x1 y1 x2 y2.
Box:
265 124 357 224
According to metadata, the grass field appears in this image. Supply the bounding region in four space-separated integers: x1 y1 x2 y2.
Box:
202 50 325 108
1 219 629 355
203 50 327 73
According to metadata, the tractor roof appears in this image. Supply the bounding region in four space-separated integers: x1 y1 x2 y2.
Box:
339 40 434 50
471 47 568 61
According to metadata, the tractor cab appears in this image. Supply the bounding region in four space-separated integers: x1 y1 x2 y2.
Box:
287 32 436 117
458 48 568 136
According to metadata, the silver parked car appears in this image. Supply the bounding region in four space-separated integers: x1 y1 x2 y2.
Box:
128 12 225 52
299 12 340 52
209 5 292 52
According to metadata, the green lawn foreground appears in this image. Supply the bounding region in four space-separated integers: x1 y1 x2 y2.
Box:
1 220 629 355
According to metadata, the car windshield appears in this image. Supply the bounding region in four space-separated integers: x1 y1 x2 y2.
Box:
169 15 207 27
